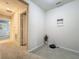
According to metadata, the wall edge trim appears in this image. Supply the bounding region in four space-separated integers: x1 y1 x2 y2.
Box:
59 46 79 54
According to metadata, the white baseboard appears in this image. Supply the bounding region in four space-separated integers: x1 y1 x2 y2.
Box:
28 43 44 52
59 46 79 54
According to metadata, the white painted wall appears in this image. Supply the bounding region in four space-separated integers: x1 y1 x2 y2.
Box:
46 0 79 52
28 2 45 51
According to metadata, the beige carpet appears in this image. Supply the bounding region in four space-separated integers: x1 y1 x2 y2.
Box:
0 45 45 59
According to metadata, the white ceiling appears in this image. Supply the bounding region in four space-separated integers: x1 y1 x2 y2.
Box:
31 0 74 11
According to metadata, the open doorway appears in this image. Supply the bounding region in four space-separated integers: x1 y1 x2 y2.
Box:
0 0 28 50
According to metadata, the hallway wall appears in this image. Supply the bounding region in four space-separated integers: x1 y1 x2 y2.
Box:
46 0 79 52
28 1 45 51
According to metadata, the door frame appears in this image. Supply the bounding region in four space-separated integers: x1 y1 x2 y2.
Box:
20 11 28 48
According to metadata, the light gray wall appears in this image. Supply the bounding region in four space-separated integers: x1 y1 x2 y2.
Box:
46 0 79 52
28 2 45 51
